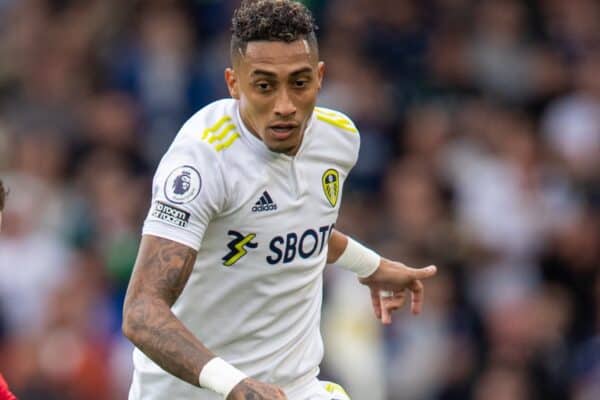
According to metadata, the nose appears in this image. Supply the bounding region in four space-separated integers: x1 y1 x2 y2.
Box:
274 88 296 118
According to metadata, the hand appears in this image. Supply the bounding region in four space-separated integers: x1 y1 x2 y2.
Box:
227 378 287 399
359 259 437 324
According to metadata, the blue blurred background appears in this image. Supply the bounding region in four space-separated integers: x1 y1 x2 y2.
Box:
0 0 598 399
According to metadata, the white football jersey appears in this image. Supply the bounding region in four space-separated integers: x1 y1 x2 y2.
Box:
129 99 360 400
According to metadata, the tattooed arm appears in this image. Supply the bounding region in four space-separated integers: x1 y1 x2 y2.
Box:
122 235 287 399
122 235 213 385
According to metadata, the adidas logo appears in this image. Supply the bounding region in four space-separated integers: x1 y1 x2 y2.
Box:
252 191 278 212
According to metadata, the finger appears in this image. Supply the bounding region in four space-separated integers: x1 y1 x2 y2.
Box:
279 387 288 399
380 290 406 324
405 265 437 281
378 289 394 324
370 287 382 320
381 291 406 308
410 280 424 315
381 297 392 324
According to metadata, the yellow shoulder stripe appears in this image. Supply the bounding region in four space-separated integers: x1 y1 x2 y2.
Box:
200 115 240 151
202 116 230 140
323 382 350 398
315 107 358 134
215 133 240 151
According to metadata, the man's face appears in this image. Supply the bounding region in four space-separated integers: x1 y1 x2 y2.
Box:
225 40 324 155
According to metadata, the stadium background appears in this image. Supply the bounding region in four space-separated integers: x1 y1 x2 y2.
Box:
0 0 599 399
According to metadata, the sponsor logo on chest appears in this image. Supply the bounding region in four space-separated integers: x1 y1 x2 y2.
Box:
220 224 335 267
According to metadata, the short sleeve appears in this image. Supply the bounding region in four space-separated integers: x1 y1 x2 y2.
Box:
142 134 226 250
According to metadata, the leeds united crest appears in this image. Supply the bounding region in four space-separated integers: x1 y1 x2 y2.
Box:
322 169 339 207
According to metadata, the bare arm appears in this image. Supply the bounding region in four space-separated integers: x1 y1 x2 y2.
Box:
122 234 213 386
326 229 348 264
122 235 287 398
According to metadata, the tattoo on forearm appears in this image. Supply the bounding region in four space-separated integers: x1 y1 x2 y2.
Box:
138 237 196 305
124 236 213 387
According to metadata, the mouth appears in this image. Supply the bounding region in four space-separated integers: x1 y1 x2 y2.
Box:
268 123 299 140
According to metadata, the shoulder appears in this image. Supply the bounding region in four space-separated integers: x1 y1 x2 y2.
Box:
151 101 238 209
313 106 359 135
178 99 240 151
156 99 242 183
311 106 360 165
168 99 242 161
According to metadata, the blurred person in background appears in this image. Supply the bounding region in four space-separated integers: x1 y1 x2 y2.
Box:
0 180 4 230
0 179 16 400
108 2 222 165
542 53 600 182
473 362 532 400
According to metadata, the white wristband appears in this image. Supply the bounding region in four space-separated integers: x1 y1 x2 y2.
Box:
198 357 247 398
333 237 381 278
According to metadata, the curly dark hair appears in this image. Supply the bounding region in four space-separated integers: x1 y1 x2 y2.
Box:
231 0 318 58
0 180 5 211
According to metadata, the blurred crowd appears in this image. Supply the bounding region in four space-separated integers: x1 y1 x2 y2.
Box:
0 0 598 399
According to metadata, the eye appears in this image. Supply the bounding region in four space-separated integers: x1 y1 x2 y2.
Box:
255 82 273 92
294 79 308 88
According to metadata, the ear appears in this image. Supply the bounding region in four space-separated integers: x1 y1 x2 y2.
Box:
225 68 240 99
317 61 325 90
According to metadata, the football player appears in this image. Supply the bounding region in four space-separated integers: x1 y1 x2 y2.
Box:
123 1 437 399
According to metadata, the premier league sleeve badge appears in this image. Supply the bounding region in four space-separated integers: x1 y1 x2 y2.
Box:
164 165 202 204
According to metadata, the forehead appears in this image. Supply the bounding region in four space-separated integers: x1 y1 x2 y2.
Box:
239 40 316 75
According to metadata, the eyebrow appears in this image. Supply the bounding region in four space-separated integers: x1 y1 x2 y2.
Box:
251 69 277 78
250 67 313 78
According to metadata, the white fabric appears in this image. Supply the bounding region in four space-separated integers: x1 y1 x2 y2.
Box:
129 99 360 400
198 357 247 397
